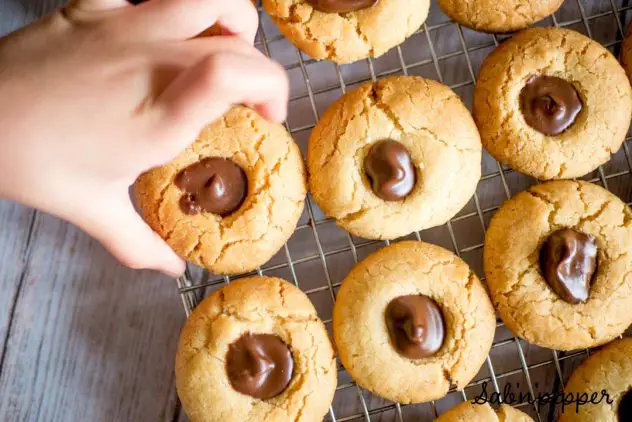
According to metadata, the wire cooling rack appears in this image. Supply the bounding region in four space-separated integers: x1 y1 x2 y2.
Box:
176 1 632 421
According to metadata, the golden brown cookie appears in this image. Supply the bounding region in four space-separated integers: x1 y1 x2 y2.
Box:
559 338 632 422
176 276 337 422
307 75 482 240
435 401 534 421
333 241 496 404
437 0 564 33
473 28 632 180
134 106 306 275
262 0 430 64
484 181 632 351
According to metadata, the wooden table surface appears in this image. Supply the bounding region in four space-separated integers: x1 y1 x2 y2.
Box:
0 2 186 421
3 1 632 421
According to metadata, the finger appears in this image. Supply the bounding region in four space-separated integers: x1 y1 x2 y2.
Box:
209 0 259 42
65 0 130 14
139 37 266 124
159 49 288 122
83 197 186 277
152 36 263 68
112 0 258 42
62 0 130 23
200 0 257 41
152 49 288 156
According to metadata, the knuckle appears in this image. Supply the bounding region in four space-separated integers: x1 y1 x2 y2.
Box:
213 35 253 55
199 54 232 91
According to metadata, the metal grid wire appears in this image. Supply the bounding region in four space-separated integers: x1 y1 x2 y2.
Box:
177 1 632 421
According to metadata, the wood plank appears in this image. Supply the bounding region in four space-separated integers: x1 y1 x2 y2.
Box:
0 3 185 421
0 0 62 36
0 213 185 421
0 202 35 366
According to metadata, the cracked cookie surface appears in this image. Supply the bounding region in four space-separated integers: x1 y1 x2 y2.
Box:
484 181 632 351
437 0 563 33
332 241 496 404
307 75 482 240
473 28 632 180
435 401 534 421
176 276 337 422
262 0 430 64
134 106 306 275
559 338 632 422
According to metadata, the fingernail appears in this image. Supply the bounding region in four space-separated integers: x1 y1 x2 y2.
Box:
157 250 186 278
159 259 186 278
163 268 186 278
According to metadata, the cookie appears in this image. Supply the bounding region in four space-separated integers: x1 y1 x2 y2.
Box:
436 401 534 421
176 276 337 422
437 0 564 33
559 338 632 422
332 241 496 404
262 0 430 64
484 180 632 351
134 106 306 275
473 28 632 180
307 75 482 240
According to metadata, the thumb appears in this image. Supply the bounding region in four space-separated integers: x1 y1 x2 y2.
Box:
80 195 186 277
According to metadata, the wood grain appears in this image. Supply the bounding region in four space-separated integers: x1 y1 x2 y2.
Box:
0 212 185 421
0 202 35 366
0 1 191 420
1 4 185 420
0 0 61 35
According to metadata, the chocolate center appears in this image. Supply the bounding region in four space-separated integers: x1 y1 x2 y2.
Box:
225 333 294 400
539 229 598 304
364 140 416 201
175 157 247 217
306 0 378 13
619 389 632 421
520 75 582 136
385 295 445 359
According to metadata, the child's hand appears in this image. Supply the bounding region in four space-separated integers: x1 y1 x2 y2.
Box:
0 0 289 277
